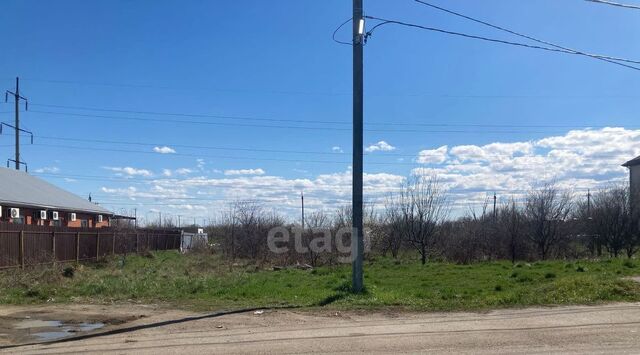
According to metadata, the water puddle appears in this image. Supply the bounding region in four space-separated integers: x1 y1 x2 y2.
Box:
78 322 105 332
12 318 105 341
14 320 63 329
32 330 73 341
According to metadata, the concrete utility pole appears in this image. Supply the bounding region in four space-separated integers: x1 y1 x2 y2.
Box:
493 193 497 221
301 191 305 232
4 77 28 170
352 0 365 293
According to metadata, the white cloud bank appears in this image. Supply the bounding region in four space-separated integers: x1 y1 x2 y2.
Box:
98 128 639 220
153 146 176 154
224 168 266 176
34 166 60 174
417 145 448 164
412 128 639 207
365 141 396 153
104 166 153 177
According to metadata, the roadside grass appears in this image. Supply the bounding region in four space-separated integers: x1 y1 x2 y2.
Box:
1 251 639 312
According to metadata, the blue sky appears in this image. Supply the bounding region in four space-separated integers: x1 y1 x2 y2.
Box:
1 0 640 223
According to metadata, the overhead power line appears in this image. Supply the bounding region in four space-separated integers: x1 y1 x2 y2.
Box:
26 109 630 134
10 78 349 97
28 103 348 125
22 134 640 160
585 0 640 9
413 0 640 69
25 102 640 129
22 142 628 169
32 171 605 201
364 15 640 72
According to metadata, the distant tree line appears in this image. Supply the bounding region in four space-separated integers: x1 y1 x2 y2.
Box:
204 176 640 266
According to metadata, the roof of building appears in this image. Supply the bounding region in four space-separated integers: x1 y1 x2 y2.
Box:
623 156 640 167
0 168 112 215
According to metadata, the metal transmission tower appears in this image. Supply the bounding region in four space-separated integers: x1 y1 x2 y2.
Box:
4 77 30 171
352 0 365 293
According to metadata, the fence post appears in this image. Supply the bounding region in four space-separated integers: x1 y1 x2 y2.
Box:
96 232 100 260
136 233 140 254
19 230 24 269
112 232 116 255
76 232 80 262
52 231 56 264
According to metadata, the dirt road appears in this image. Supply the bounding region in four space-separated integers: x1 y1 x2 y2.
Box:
1 303 640 354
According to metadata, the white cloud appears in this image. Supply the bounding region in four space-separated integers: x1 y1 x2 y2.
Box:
34 166 60 174
175 168 192 175
417 146 448 164
95 127 640 221
153 146 176 154
162 168 192 177
365 141 396 153
224 168 266 176
332 146 344 153
104 166 153 177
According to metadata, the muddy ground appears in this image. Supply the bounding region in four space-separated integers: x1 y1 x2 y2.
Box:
0 303 172 346
1 302 639 354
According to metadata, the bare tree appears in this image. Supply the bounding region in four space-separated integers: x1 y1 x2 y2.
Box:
524 183 573 259
395 175 449 265
498 197 524 264
591 186 637 258
380 195 405 258
303 210 331 266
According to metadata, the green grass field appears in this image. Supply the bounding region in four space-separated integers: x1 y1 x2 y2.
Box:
1 251 640 312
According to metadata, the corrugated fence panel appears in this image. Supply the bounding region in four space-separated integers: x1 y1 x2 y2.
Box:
0 231 20 268
55 232 77 262
79 233 98 261
23 231 53 265
97 233 114 258
0 223 181 268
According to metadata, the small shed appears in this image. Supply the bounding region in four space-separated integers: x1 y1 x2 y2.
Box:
180 230 208 253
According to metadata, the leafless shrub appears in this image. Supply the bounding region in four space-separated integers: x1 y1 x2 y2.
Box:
524 183 573 259
392 175 449 265
590 185 639 258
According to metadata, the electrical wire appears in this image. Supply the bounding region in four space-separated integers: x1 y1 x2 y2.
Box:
28 103 349 125
49 173 602 195
332 17 354 46
364 15 640 72
585 0 640 9
26 109 616 134
413 0 640 68
13 78 350 97
20 143 629 169
26 102 640 129
22 134 640 161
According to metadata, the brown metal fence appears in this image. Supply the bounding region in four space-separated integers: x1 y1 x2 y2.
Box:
0 223 181 269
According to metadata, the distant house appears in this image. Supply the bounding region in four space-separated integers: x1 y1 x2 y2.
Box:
0 167 112 228
623 156 640 210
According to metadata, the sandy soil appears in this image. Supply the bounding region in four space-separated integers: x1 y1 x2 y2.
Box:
1 302 640 354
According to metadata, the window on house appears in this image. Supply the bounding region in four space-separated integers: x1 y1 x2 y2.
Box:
81 220 88 228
